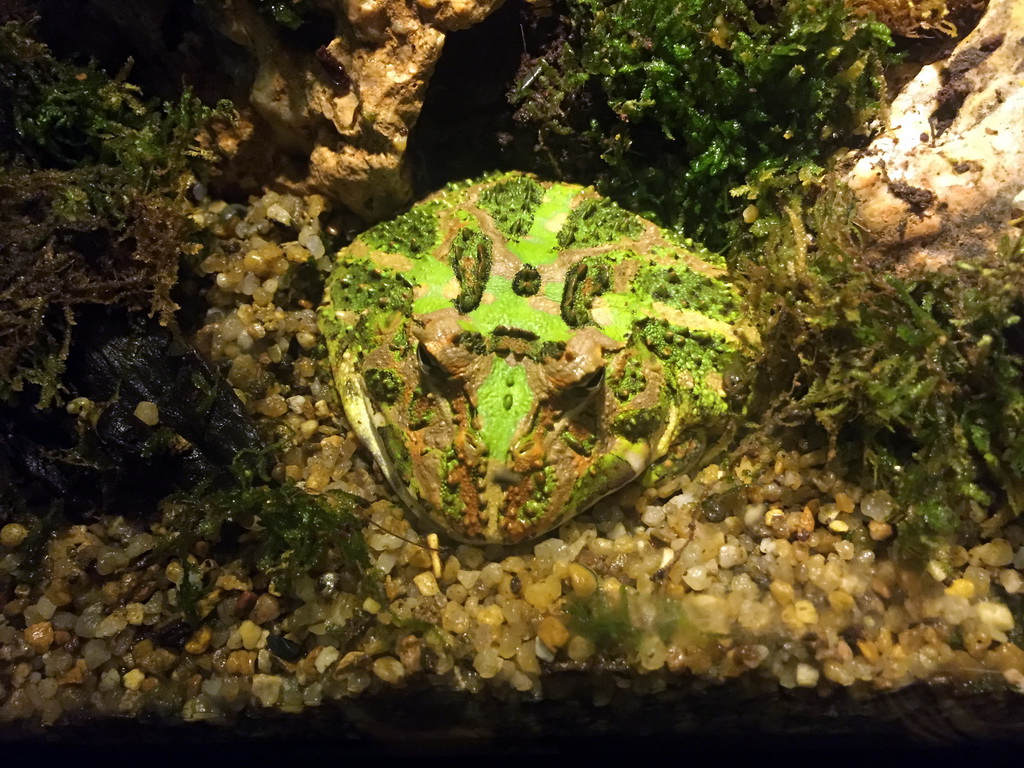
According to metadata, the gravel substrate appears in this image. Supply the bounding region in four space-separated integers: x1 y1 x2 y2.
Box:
2 189 1023 728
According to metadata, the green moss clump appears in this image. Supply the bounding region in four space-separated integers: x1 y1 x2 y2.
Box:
565 587 705 656
565 586 639 654
162 452 373 611
251 0 312 30
513 0 892 250
0 19 229 405
744 187 1024 561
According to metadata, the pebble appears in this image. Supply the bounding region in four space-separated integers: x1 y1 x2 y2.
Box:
566 635 594 662
567 563 597 597
718 544 746 569
165 561 184 586
795 663 820 687
133 401 160 426
473 648 501 678
372 656 405 683
362 597 381 614
637 635 668 671
185 626 213 655
23 622 54 654
94 613 128 638
267 635 304 662
946 578 975 599
249 594 281 625
81 639 111 669
523 576 561 610
125 603 145 626
413 571 440 597
792 600 818 624
312 645 338 674
251 674 283 706
976 539 1014 568
536 616 570 651
238 620 263 650
226 650 256 676
122 669 146 691
476 605 505 626
976 602 1014 635
0 524 28 548
860 490 894 521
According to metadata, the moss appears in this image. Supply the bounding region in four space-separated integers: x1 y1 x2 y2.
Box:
742 180 1024 560
513 0 892 250
252 0 312 30
162 450 373 598
565 585 639 654
0 19 229 405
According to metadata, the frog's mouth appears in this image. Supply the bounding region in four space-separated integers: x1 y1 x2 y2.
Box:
478 444 645 542
338 346 669 545
335 351 428 518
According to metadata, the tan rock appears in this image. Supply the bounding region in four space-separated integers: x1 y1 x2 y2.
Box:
204 0 506 219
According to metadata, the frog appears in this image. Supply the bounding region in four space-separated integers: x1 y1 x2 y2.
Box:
319 171 752 544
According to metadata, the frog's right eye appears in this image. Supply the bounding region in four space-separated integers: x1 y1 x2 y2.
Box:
417 344 447 378
576 367 605 393
553 366 605 404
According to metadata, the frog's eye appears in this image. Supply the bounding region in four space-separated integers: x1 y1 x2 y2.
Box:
417 344 447 378
574 367 605 393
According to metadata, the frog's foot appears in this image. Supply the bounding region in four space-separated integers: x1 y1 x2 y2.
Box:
642 431 703 488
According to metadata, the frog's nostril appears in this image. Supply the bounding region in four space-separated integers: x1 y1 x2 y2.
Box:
492 466 523 487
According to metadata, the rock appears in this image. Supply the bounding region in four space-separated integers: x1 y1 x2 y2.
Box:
23 622 54 655
203 0 506 220
251 673 283 706
248 593 280 625
266 634 303 662
840 0 1024 269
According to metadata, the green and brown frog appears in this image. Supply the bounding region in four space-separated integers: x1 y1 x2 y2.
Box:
319 172 753 544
